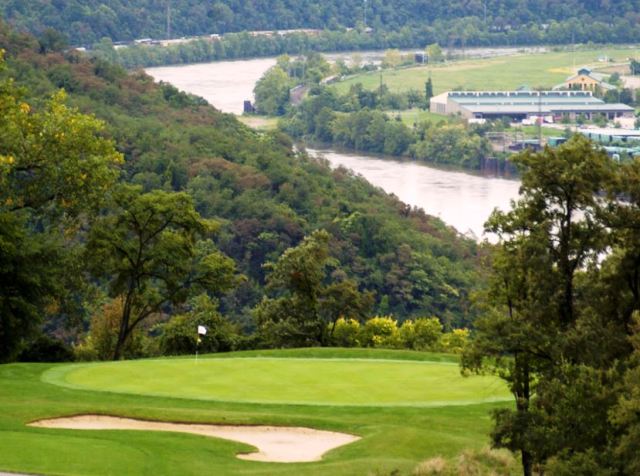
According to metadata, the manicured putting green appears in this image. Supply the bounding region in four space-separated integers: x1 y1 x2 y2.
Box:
43 357 511 407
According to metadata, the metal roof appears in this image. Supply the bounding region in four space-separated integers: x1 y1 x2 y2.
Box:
462 104 634 114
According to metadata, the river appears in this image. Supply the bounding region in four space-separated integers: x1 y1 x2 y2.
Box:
308 149 520 239
146 54 522 239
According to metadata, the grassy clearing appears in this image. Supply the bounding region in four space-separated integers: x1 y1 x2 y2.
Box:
517 125 568 138
334 47 640 95
237 115 279 130
391 109 452 126
0 348 514 476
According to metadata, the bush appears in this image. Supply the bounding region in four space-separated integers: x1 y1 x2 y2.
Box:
399 320 416 348
74 297 145 361
440 328 469 354
18 335 74 362
330 317 361 347
159 294 238 355
413 448 517 476
359 316 401 348
413 317 443 350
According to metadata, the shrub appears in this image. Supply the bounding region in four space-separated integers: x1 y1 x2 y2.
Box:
159 294 238 355
359 316 401 348
330 318 361 347
399 320 416 348
413 457 447 475
74 297 145 361
440 328 469 354
413 448 516 476
413 317 443 350
18 336 74 362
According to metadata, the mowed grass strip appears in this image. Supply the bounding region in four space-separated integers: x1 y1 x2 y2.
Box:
43 357 510 406
335 47 640 95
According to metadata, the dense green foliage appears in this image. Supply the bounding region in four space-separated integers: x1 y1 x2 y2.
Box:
0 22 480 360
463 136 640 474
281 83 492 169
3 0 640 52
158 294 240 355
0 55 122 362
86 185 237 359
254 230 374 348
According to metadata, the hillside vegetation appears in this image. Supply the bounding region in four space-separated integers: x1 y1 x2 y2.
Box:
1 0 640 46
0 22 480 362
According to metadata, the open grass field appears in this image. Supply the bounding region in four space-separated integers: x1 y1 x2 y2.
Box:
392 109 452 126
0 348 513 476
334 47 640 95
237 115 279 131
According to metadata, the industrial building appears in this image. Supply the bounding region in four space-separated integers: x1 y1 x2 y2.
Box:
577 127 640 145
430 90 635 122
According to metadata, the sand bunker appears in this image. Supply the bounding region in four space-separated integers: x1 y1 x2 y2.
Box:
29 415 360 463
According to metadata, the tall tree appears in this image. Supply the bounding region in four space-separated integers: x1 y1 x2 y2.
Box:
425 77 434 108
254 230 372 346
463 135 616 475
0 56 122 361
86 185 237 360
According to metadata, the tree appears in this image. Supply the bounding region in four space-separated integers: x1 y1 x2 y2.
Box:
0 56 122 362
382 49 402 68
463 135 616 475
254 230 372 347
159 294 238 355
426 43 444 63
425 77 434 108
37 28 68 54
86 185 237 360
253 66 292 116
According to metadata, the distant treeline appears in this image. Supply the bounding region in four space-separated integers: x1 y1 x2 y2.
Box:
3 0 640 67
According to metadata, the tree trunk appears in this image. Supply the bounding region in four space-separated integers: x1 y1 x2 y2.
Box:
113 294 133 360
522 449 533 476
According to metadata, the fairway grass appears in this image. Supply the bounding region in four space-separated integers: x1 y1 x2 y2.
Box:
43 357 510 407
0 348 514 476
335 46 640 95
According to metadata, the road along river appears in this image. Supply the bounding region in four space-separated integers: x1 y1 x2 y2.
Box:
146 56 522 239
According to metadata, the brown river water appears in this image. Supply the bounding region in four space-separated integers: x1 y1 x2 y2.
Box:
146 55 522 239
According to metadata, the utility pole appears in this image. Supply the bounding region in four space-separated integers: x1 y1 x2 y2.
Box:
166 0 172 40
363 0 367 28
538 89 543 146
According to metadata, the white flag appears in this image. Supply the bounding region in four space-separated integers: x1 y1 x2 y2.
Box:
197 325 207 336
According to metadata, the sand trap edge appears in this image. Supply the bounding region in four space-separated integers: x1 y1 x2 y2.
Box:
28 415 361 463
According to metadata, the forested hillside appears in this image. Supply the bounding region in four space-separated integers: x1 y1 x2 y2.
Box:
0 21 480 361
2 0 640 46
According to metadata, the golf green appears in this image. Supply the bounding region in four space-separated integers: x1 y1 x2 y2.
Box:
43 357 510 406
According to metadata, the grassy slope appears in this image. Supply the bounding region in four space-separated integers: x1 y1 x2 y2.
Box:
335 47 640 95
0 349 511 476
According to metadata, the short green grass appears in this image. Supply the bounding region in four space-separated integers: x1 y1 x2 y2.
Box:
44 357 509 407
392 109 452 126
0 348 514 476
335 47 640 95
237 115 279 130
